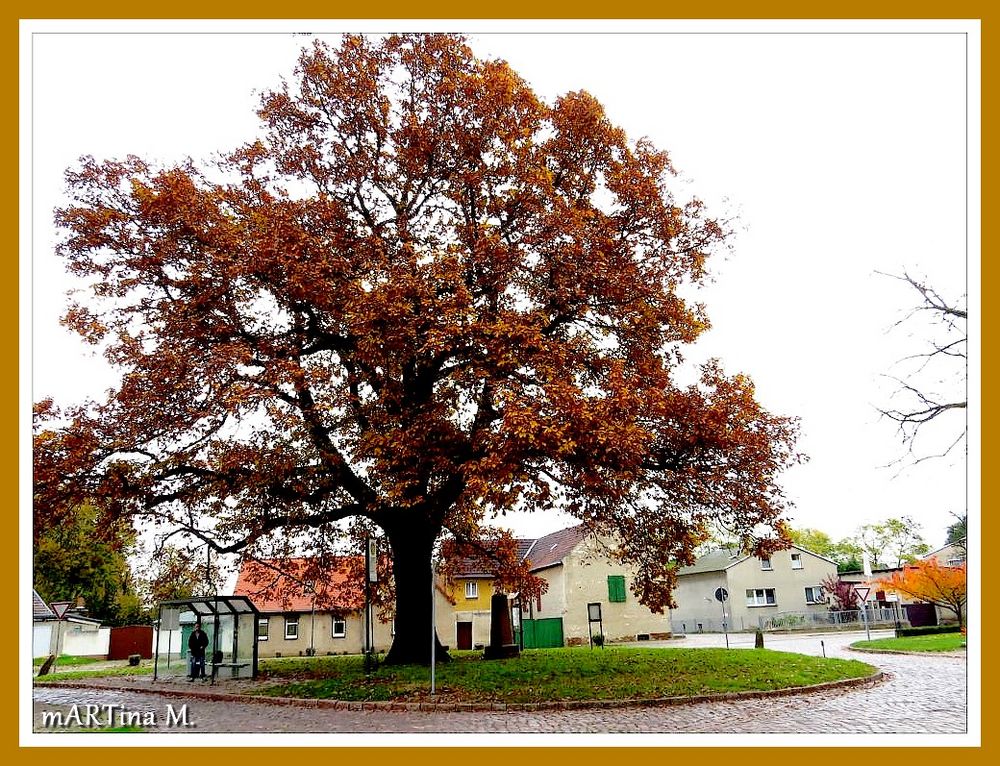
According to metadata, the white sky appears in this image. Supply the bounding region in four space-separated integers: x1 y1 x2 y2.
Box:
24 21 978 552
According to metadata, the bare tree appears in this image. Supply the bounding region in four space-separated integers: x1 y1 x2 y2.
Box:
877 271 967 464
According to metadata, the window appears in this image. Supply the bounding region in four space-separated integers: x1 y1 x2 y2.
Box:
331 615 346 638
791 553 803 569
804 586 824 604
760 558 773 571
746 588 777 607
258 617 270 641
947 557 964 567
607 575 627 602
284 616 299 640
464 581 478 599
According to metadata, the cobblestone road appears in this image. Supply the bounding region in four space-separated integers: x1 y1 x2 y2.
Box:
32 630 969 737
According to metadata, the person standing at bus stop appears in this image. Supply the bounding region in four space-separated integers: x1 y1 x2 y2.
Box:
188 621 209 681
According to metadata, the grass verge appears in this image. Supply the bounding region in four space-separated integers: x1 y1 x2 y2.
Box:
34 664 153 682
32 655 101 667
851 633 966 653
253 647 875 704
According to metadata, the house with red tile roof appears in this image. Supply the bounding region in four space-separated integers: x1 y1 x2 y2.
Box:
435 525 672 650
234 557 393 657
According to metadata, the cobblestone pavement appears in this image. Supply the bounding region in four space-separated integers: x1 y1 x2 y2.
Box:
32 630 969 737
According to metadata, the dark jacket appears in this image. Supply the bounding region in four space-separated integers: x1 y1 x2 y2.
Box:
188 628 209 658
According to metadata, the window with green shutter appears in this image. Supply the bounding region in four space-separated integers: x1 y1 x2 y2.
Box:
608 575 626 602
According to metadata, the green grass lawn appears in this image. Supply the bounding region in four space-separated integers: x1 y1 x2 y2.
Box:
32 655 101 667
852 633 966 653
34 663 153 682
253 647 876 704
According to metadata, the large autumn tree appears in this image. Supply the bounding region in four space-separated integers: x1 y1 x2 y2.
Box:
37 34 800 664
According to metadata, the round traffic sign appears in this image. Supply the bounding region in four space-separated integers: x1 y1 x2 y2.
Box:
714 587 729 602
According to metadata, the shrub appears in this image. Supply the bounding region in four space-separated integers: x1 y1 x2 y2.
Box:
895 624 961 638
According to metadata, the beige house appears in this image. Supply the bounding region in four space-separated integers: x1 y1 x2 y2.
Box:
234 557 393 657
436 525 672 649
670 545 838 633
924 538 967 567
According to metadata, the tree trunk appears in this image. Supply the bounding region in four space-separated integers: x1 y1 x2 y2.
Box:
382 523 451 666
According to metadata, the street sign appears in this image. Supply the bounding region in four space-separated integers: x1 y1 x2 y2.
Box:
853 585 871 605
367 538 378 583
714 587 729 602
50 601 71 619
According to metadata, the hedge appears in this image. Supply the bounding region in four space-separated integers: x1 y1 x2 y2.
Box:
895 624 962 637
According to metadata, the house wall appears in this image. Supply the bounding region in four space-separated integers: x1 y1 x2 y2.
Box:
669 570 730 633
450 577 493 649
59 622 110 658
726 548 837 630
434 577 496 649
254 611 394 657
33 622 55 658
560 539 672 644
531 565 567 620
925 541 967 567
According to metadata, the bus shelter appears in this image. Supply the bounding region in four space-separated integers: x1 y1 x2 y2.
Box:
153 596 260 683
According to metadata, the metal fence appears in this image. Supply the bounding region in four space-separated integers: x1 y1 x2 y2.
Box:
670 608 907 635
757 608 906 632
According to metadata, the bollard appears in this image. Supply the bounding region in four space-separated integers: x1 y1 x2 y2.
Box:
754 629 764 649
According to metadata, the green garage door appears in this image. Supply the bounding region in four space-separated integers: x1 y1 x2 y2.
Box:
519 618 564 649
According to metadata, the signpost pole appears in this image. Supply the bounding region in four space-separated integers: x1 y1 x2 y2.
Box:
714 588 730 648
853 585 871 642
430 557 436 695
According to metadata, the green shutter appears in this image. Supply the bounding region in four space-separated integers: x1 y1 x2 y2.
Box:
608 575 626 602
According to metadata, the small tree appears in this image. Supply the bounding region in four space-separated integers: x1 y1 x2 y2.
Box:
874 557 966 628
820 573 857 612
850 516 929 569
945 512 967 557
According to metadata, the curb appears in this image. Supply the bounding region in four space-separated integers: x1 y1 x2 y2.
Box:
847 646 967 658
34 671 885 713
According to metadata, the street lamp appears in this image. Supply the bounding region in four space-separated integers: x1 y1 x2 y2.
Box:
305 580 316 657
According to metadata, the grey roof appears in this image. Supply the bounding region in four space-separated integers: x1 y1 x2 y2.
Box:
446 525 590 578
923 539 966 560
677 548 747 575
33 590 54 619
520 525 589 571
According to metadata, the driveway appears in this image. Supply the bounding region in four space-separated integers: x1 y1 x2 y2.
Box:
31 629 968 738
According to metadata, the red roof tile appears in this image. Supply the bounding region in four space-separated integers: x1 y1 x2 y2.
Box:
234 557 365 613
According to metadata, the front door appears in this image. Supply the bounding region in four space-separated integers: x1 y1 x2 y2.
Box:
456 621 473 650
